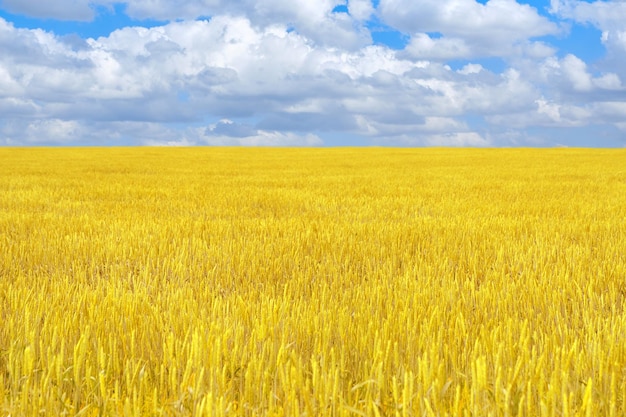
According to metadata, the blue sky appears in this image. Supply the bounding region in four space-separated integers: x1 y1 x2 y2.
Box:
0 0 625 147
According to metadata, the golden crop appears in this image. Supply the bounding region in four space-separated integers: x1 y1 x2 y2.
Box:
1 147 625 416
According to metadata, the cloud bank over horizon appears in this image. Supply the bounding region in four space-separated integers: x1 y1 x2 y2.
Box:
0 0 625 147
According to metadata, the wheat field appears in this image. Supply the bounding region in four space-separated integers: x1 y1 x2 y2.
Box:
1 147 625 416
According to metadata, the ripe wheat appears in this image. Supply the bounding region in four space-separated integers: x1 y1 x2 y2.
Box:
0 147 625 416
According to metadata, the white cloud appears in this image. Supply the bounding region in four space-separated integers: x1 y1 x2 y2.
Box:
1 0 373 50
1 2 626 147
602 30 626 52
487 102 592 128
593 72 622 90
348 0 374 21
519 41 557 59
561 54 593 92
532 53 624 94
379 0 558 38
0 65 22 96
141 137 197 146
457 63 483 75
550 1 626 64
550 0 626 31
1 119 83 144
203 120 323 145
404 34 471 60
591 101 626 129
536 97 561 122
0 14 432 144
425 132 490 146
0 0 106 21
0 14 554 145
380 0 559 59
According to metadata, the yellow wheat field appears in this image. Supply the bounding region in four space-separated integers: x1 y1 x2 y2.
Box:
1 147 625 416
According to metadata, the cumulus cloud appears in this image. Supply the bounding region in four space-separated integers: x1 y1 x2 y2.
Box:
1 16 467 144
532 54 624 95
488 100 591 129
404 34 472 61
0 14 582 145
203 120 323 146
536 98 562 123
348 0 374 21
561 54 594 92
0 0 372 49
550 0 626 31
550 0 626 73
1 1 626 146
208 119 258 138
0 119 85 144
424 132 490 147
381 0 560 59
0 0 106 21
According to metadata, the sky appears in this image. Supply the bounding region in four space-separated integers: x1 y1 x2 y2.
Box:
0 0 625 147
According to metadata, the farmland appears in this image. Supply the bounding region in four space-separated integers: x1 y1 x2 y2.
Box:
1 147 625 416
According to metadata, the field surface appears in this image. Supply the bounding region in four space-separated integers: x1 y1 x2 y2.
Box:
1 147 626 416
